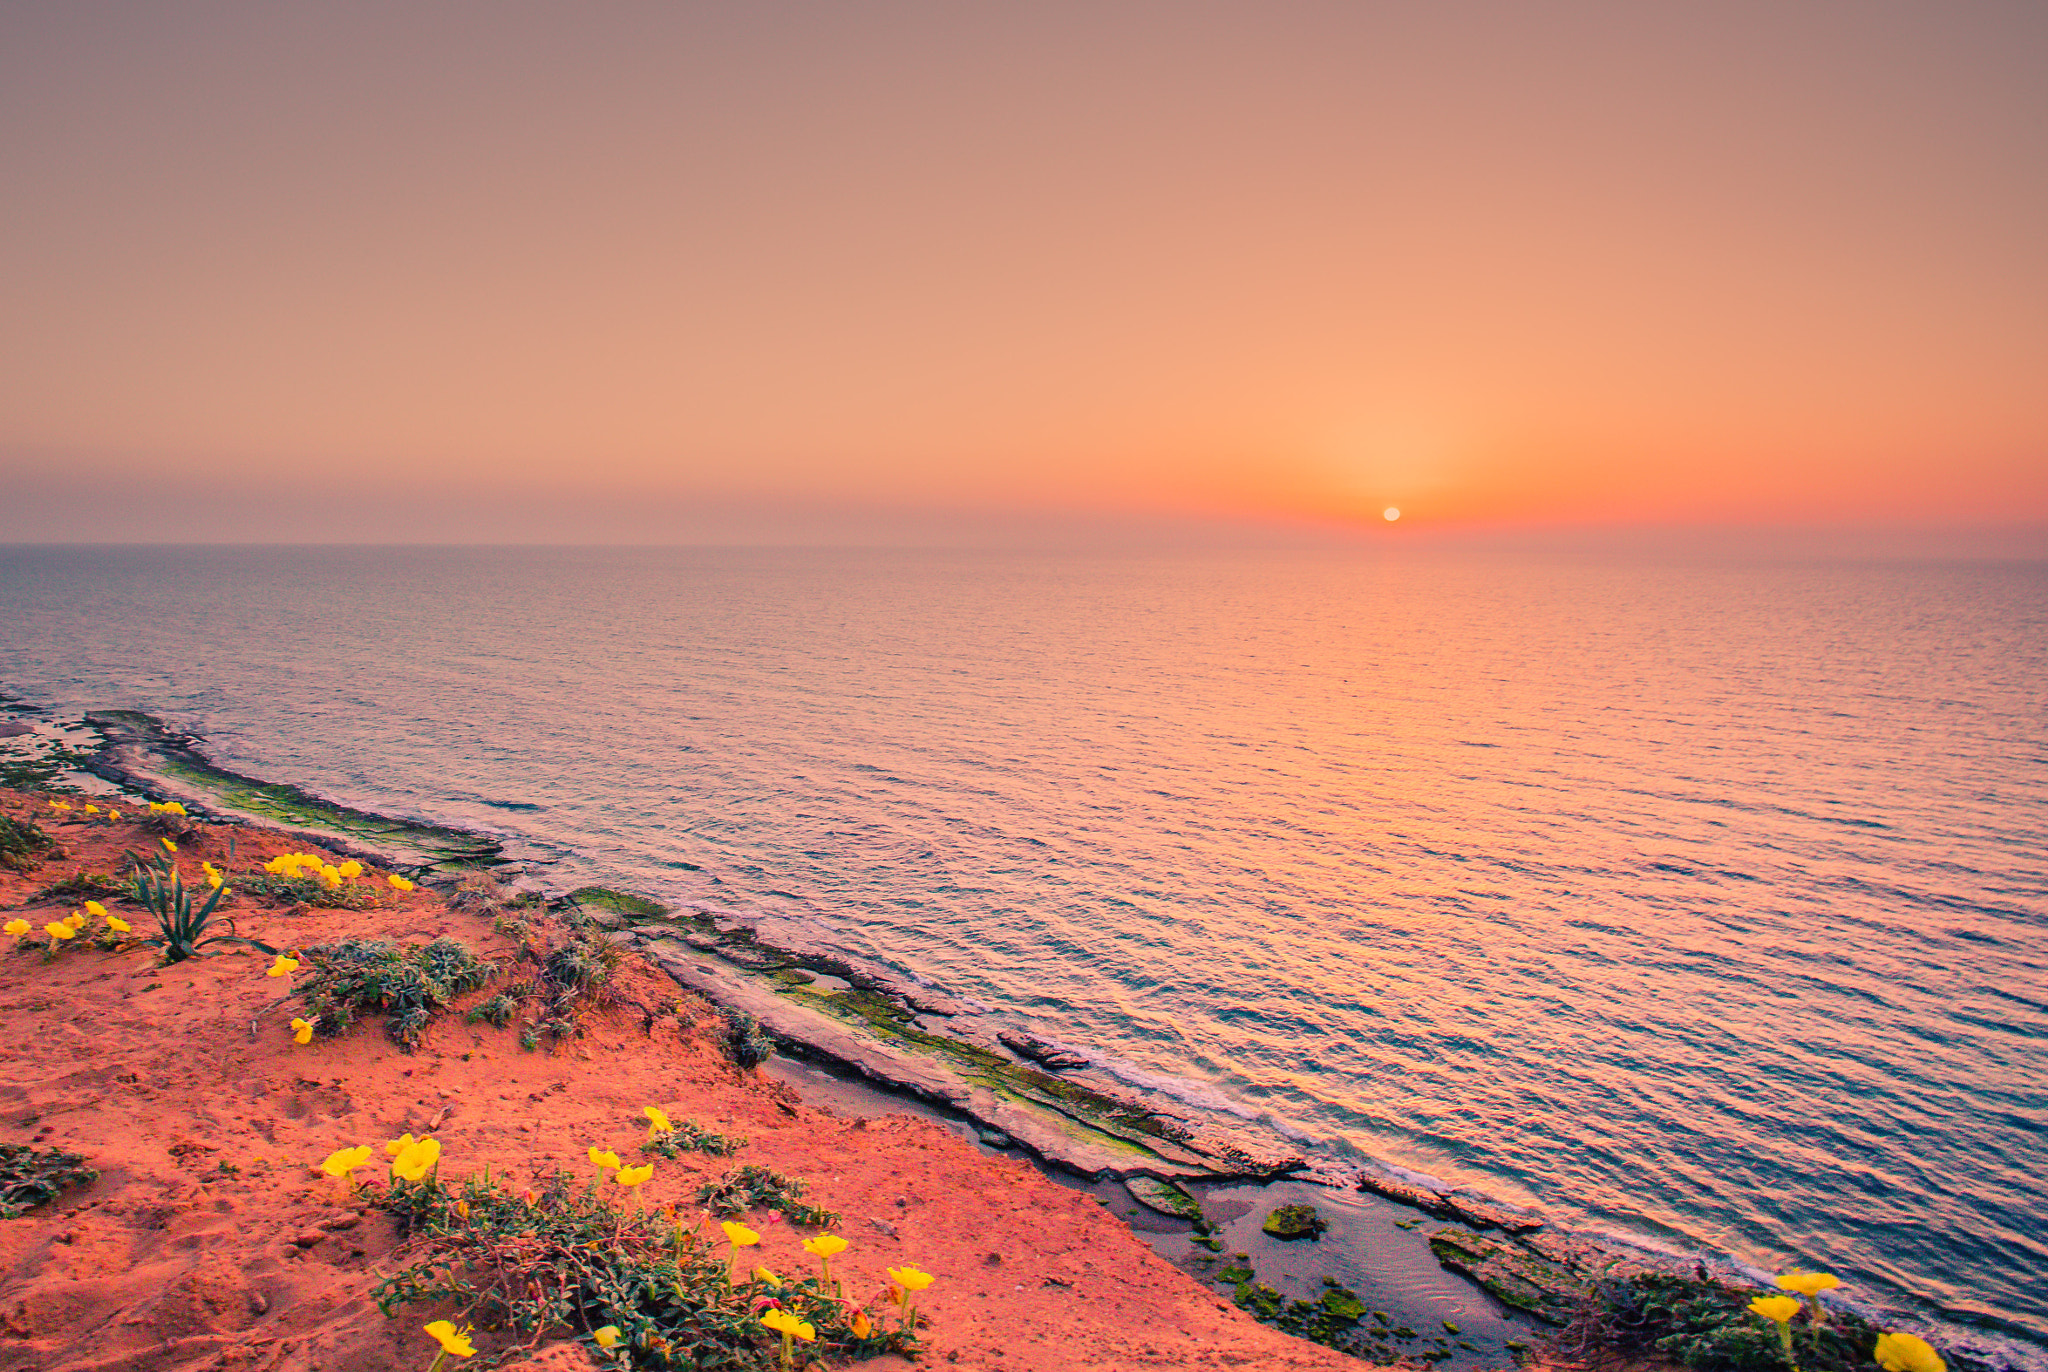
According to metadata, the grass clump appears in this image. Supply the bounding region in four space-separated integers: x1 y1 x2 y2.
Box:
0 1143 98 1218
696 1164 838 1228
296 936 497 1050
0 813 56 873
643 1119 747 1160
1570 1273 1881 1372
370 1168 908 1369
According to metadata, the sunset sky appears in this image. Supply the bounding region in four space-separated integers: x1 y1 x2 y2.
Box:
4 2 2044 545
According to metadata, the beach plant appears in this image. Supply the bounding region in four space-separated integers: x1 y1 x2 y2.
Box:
0 812 55 872
369 1166 909 1370
124 845 275 962
1575 1272 1883 1372
0 1142 99 1218
465 991 520 1028
642 1116 747 1160
484 925 630 1049
722 1009 775 1072
292 936 497 1049
696 1164 837 1228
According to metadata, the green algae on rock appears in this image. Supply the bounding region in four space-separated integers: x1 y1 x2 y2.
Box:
82 711 500 873
1427 1226 1590 1325
1262 1203 1329 1239
1124 1174 1205 1222
566 885 672 921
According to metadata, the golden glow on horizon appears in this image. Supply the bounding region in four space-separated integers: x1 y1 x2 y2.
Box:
1 3 2044 541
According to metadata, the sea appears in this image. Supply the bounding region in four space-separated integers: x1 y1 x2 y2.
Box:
2 542 2043 1364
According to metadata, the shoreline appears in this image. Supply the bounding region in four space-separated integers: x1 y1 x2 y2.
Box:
1 695 2014 1371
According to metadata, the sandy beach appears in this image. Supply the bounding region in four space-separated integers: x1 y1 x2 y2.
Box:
0 789 1372 1372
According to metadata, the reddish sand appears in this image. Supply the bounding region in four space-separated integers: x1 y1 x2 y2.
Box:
0 792 1370 1372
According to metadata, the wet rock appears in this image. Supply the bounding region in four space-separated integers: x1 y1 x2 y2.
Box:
1124 1175 1204 1222
1262 1204 1328 1240
977 1129 1011 1149
1427 1226 1590 1325
1355 1172 1543 1233
998 1031 1089 1071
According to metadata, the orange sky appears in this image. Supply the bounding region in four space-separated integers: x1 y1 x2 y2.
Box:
3 2 2044 544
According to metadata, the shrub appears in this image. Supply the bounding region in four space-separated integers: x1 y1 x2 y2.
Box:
1577 1273 1881 1372
369 1168 905 1370
695 1164 838 1228
643 1119 747 1159
0 1143 98 1218
236 871 380 909
0 813 55 872
723 1010 774 1072
296 936 496 1050
30 869 125 901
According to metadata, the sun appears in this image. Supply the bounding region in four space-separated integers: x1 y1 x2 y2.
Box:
1382 507 1401 522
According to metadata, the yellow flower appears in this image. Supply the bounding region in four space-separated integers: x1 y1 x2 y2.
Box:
162 801 188 816
266 954 300 978
385 1132 416 1156
319 865 342 889
389 875 415 892
456 1201 470 1219
84 804 100 815
588 1147 621 1172
761 1309 816 1342
337 860 363 879
161 837 177 853
107 916 131 934
85 900 108 919
1874 1332 1945 1372
594 1326 622 1348
754 1266 782 1286
721 1220 759 1247
1749 1295 1801 1324
290 1017 316 1045
49 800 70 811
45 922 76 941
852 1309 872 1338
643 1104 672 1136
3 919 28 937
391 1137 442 1181
320 1145 374 1177
1775 1271 1839 1296
615 1164 654 1188
107 809 120 822
803 1231 847 1287
65 910 87 929
887 1264 934 1292
424 1320 476 1358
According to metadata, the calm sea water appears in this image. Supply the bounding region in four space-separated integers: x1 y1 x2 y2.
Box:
4 544 2044 1361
